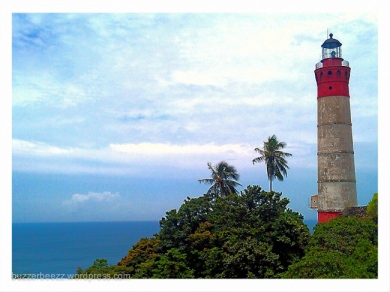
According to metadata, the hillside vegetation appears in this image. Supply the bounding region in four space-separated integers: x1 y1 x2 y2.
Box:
76 188 378 278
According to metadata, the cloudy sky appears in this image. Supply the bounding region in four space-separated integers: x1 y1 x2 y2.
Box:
7 10 381 223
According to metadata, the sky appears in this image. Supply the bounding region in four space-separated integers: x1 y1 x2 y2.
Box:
6 12 381 223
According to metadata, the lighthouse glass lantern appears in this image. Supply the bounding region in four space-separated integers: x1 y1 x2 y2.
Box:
321 33 342 59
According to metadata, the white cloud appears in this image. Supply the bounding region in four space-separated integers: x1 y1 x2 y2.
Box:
62 191 120 206
12 139 72 156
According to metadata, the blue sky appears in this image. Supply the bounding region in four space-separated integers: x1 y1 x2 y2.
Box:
8 12 380 223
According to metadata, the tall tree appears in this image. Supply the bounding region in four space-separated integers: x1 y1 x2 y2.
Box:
252 135 292 191
198 161 241 197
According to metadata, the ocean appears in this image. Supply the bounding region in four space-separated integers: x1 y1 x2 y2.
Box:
12 221 160 275
12 220 317 276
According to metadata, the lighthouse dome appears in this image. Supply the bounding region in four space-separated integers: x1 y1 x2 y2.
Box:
321 33 342 49
321 33 342 60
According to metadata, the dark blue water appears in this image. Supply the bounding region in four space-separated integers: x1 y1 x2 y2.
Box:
13 219 317 275
12 221 160 275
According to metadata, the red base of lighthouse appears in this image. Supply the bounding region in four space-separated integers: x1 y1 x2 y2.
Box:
318 211 341 223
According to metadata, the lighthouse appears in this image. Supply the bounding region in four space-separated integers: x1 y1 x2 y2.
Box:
312 33 358 223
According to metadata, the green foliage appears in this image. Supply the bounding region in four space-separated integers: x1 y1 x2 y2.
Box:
116 237 160 276
79 258 110 274
217 237 280 278
158 194 214 253
200 186 309 278
367 193 378 223
310 217 377 249
282 216 378 278
141 185 309 278
282 250 371 278
132 249 195 278
76 258 133 278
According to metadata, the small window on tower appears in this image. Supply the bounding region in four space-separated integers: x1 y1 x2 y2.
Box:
328 71 332 75
329 86 333 90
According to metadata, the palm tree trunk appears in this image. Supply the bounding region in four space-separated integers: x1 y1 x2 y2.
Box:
270 178 273 192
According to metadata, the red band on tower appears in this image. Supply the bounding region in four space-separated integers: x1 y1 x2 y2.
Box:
314 58 351 98
318 211 341 223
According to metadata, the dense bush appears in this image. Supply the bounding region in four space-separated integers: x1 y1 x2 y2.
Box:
367 193 378 223
282 214 378 278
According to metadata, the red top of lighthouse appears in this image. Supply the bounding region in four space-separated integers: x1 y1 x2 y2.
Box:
314 33 350 99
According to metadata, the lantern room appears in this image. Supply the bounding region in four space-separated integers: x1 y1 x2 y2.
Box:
321 33 342 60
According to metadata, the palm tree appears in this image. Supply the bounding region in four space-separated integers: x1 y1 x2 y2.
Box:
198 161 242 197
252 135 292 191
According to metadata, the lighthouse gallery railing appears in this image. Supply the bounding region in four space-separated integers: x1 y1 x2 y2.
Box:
315 60 349 70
